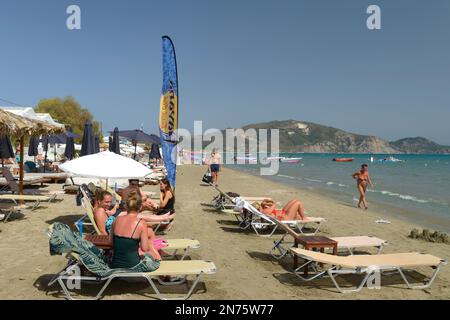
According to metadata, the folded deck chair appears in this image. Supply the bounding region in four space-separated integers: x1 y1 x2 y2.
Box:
235 198 326 237
47 223 216 300
290 247 447 293
270 218 388 259
210 184 270 211
75 190 199 260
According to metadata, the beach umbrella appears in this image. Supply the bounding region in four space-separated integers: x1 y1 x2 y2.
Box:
149 143 161 159
81 120 95 156
117 129 159 159
108 136 113 152
94 135 100 154
64 128 76 160
111 127 121 155
60 151 152 183
0 135 15 167
28 136 39 157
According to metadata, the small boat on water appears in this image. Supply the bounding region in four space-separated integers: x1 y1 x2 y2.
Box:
265 156 284 161
280 157 302 164
234 156 257 164
379 156 404 163
333 157 354 162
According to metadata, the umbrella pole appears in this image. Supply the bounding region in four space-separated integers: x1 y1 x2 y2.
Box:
43 138 48 173
19 136 24 197
134 144 137 160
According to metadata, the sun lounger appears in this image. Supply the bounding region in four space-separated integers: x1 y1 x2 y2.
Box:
76 190 199 260
0 168 53 194
210 184 270 211
47 224 215 300
49 253 216 300
17 172 69 183
0 193 57 222
235 198 326 237
270 217 388 259
0 203 26 223
290 247 447 293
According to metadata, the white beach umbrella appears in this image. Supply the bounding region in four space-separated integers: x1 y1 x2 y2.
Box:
59 151 152 179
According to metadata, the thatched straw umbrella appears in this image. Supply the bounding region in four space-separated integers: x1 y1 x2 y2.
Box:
0 109 65 194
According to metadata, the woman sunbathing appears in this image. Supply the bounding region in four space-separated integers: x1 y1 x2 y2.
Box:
259 198 309 221
109 191 161 268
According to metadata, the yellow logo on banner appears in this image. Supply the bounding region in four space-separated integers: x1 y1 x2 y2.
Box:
159 91 178 135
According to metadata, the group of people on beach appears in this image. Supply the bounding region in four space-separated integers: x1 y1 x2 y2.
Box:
205 148 373 219
92 178 176 266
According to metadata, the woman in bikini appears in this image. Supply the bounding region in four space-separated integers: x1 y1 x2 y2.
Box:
352 164 373 210
93 190 121 235
259 198 309 221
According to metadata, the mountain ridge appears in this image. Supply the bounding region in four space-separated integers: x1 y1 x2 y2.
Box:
229 120 450 154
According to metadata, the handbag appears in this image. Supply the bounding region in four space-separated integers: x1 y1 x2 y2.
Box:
202 168 212 184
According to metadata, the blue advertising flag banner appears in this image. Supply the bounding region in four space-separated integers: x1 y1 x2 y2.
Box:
159 36 178 189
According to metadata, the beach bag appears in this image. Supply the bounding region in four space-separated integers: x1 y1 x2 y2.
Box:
202 168 212 184
153 238 168 251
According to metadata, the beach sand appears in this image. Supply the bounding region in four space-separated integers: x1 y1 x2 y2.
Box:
0 165 449 300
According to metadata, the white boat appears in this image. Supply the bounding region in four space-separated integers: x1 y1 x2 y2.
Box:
280 157 302 164
378 156 404 163
234 156 257 164
265 156 284 161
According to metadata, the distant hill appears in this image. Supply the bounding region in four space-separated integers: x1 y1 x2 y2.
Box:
212 120 449 154
390 137 450 154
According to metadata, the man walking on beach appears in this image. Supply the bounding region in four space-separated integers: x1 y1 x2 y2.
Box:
209 148 221 186
352 164 373 210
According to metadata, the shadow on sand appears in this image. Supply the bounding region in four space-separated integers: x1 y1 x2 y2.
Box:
34 273 208 300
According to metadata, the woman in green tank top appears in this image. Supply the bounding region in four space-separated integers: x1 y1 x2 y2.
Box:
110 191 161 269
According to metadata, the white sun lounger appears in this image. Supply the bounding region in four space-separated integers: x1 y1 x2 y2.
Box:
290 247 447 293
48 252 217 300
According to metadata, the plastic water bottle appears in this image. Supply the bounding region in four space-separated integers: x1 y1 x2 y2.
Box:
78 219 83 238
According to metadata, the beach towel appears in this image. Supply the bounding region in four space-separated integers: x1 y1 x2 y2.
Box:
49 222 160 277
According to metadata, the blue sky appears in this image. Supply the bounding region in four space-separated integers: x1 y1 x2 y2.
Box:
0 0 449 144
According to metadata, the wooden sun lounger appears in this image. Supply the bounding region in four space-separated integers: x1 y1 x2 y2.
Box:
290 247 447 293
48 252 217 300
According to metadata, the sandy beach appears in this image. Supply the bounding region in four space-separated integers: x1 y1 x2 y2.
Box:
0 164 449 300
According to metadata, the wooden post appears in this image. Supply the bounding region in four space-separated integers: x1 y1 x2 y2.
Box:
19 136 24 196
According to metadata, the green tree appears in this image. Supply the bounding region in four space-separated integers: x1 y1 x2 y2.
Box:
35 97 102 142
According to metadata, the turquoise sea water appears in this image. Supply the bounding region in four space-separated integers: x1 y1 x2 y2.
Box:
228 153 450 231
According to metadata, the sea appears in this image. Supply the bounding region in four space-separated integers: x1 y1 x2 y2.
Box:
227 153 450 232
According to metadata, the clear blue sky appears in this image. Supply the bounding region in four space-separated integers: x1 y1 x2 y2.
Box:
1 0 449 144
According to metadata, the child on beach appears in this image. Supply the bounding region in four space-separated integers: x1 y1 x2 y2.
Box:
352 164 373 210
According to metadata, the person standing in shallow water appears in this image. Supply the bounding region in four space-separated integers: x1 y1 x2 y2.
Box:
352 164 373 210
